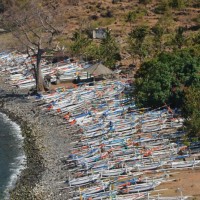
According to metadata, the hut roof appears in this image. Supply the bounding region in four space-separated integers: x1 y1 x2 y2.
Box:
83 63 113 76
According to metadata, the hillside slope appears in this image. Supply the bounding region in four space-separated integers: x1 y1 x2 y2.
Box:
59 0 200 64
1 0 200 66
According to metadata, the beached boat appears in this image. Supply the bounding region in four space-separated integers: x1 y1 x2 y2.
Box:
73 182 110 197
116 193 148 200
119 181 161 194
81 190 118 200
101 168 127 177
171 160 200 168
67 174 100 186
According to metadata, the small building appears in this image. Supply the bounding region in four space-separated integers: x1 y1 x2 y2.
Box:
92 28 107 39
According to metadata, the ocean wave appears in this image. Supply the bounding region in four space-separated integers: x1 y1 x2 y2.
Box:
0 112 26 200
0 113 24 141
4 155 26 200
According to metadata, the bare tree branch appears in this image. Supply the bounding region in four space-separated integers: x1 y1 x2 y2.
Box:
24 17 41 40
12 31 36 53
15 19 38 47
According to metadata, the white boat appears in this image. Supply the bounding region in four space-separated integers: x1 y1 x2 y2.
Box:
68 174 100 186
171 160 200 168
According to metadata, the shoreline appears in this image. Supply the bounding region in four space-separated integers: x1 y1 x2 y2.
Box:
0 108 44 200
0 76 73 199
0 84 45 199
0 112 26 200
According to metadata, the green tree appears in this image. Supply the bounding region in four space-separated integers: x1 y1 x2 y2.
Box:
128 25 150 62
70 30 120 68
130 25 149 43
170 0 187 9
125 7 147 27
139 0 152 6
125 11 137 27
171 27 186 49
152 24 165 54
182 87 200 137
134 50 200 108
154 0 170 14
134 59 173 107
193 31 200 45
98 30 120 68
70 31 91 57
84 42 100 62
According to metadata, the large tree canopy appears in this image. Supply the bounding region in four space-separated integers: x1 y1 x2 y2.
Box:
134 49 200 108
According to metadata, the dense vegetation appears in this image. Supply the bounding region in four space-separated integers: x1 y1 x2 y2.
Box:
134 50 200 108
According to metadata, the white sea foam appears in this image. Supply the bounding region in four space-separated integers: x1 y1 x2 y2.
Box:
0 112 27 200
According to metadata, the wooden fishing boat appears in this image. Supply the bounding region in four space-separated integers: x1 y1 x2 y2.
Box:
119 181 161 194
67 174 100 186
116 192 148 200
80 190 118 200
133 162 164 172
73 182 110 197
148 195 189 200
101 168 127 177
171 160 200 168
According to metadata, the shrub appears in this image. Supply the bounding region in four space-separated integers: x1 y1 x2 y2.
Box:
169 0 187 10
89 15 99 21
154 0 170 14
101 10 113 18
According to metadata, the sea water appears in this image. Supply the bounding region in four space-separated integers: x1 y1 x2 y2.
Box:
0 112 26 199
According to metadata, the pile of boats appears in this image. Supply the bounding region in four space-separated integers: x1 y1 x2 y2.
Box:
1 51 199 199
36 80 199 200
